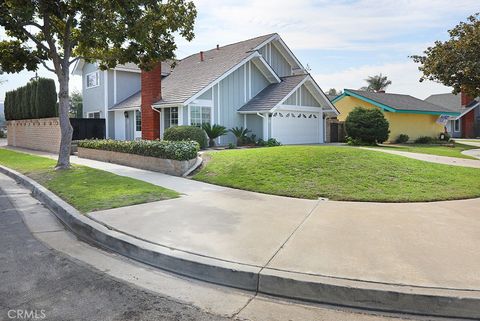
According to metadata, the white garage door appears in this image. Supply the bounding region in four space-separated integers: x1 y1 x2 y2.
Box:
271 111 322 144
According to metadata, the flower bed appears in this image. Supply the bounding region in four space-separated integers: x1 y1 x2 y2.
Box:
77 139 199 161
77 139 200 176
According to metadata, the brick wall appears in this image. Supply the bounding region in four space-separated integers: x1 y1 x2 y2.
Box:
7 117 61 153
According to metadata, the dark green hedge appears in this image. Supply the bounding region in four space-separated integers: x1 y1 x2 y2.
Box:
77 139 200 161
163 125 208 149
4 78 57 121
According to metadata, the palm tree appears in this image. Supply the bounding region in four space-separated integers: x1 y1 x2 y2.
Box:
202 123 228 147
229 127 251 146
363 74 392 92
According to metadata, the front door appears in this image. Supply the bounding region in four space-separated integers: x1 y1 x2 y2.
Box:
124 111 133 140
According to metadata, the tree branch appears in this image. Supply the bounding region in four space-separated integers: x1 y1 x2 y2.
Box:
20 27 50 52
34 56 56 72
69 56 80 66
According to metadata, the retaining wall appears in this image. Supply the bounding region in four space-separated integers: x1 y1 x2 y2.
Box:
7 117 61 153
78 147 198 176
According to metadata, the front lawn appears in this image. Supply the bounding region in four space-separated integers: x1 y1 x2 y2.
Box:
194 146 480 202
376 143 478 159
0 149 179 212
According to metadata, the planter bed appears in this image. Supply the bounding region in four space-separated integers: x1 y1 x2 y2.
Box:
78 147 198 176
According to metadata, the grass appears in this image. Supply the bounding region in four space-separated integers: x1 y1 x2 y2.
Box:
193 146 480 202
375 143 478 159
0 148 179 213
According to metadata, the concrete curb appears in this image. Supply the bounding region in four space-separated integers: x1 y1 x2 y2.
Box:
1 164 479 319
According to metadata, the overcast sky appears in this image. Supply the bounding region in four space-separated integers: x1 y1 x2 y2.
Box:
1 0 478 102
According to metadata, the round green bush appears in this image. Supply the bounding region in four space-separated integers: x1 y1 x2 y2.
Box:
163 125 208 149
345 107 390 144
395 134 409 144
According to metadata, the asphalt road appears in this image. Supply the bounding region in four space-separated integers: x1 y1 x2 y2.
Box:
0 182 229 321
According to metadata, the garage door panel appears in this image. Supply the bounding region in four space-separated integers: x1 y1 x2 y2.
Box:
271 111 321 144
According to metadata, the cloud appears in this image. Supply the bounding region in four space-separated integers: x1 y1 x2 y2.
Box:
313 61 451 99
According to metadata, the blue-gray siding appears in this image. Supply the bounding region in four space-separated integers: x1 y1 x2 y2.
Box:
282 84 320 107
246 114 263 139
82 63 105 117
259 43 292 77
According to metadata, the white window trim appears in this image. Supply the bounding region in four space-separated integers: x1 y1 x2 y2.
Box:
454 119 461 132
188 104 213 127
86 71 100 89
87 111 101 118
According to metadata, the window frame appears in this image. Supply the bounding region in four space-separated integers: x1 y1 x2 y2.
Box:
170 107 179 127
454 119 460 132
135 110 142 132
87 111 101 119
86 71 100 89
189 105 212 127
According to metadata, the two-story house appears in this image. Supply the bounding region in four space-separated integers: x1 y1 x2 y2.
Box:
72 33 338 145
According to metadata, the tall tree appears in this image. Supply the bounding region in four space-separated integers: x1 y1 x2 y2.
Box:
411 13 480 98
327 88 343 96
362 74 392 92
0 0 196 169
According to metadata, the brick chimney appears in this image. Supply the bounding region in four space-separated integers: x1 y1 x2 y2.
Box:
141 62 161 140
461 90 474 107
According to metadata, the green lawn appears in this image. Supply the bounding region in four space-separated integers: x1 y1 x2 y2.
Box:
194 146 480 202
0 149 179 213
376 143 478 159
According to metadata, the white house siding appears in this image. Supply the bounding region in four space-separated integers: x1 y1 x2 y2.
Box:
282 84 321 107
246 114 263 139
258 43 292 77
82 63 105 118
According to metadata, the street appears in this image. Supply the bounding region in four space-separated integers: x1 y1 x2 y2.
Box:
0 179 229 321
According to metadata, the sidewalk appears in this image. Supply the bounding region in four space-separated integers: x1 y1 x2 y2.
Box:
361 146 480 168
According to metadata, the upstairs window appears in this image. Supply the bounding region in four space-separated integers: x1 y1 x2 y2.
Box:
86 71 100 89
87 111 100 119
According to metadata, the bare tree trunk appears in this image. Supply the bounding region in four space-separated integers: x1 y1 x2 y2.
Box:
55 68 73 170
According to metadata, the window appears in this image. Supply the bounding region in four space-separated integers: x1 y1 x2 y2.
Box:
190 106 211 127
86 71 100 89
135 110 141 132
170 107 178 127
454 119 460 132
87 111 100 119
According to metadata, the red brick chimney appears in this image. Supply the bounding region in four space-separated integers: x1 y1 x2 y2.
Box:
141 62 161 140
461 90 474 107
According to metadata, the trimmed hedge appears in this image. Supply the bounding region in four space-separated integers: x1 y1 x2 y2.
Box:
77 139 200 161
163 125 208 149
4 78 57 121
345 107 390 144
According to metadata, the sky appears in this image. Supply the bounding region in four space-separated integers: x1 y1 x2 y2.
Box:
0 0 478 102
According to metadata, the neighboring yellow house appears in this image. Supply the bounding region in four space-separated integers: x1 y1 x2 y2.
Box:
332 89 461 142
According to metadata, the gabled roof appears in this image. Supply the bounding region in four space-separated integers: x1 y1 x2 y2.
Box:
110 91 141 110
238 74 338 114
238 75 307 112
334 89 460 116
425 93 462 112
154 33 278 106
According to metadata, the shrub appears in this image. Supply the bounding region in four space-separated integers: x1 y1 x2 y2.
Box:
345 107 390 144
163 125 208 149
202 123 228 147
256 138 282 147
227 143 236 149
346 136 364 146
439 132 450 141
0 129 6 138
395 134 409 144
36 78 57 118
229 126 251 146
414 136 434 144
77 139 199 161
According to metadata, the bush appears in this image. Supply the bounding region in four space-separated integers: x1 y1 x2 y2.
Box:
414 136 434 144
4 78 56 120
346 136 365 146
345 107 390 144
256 138 282 147
78 139 199 161
227 143 236 149
0 129 6 138
395 134 409 144
163 125 208 149
439 132 450 141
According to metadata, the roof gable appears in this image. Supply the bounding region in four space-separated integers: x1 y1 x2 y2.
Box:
334 89 460 116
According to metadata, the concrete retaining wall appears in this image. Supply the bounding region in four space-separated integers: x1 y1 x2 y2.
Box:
7 117 61 153
78 147 198 176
